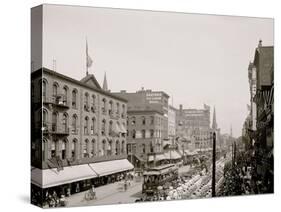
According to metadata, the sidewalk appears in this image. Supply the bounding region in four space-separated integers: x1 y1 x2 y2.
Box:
66 179 142 206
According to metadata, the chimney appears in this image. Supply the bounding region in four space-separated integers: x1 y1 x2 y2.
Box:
179 104 183 111
258 39 262 47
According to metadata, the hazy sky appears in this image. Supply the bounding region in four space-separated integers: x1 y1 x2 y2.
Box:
37 4 274 137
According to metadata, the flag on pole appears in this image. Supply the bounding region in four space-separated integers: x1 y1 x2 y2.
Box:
86 39 93 68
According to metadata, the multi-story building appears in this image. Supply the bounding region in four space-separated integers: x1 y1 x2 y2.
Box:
251 40 274 193
176 104 211 152
168 105 177 140
31 67 133 197
115 89 169 168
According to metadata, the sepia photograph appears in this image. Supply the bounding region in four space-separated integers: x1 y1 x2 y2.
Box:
31 4 274 208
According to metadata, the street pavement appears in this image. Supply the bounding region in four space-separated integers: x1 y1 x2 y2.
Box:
66 179 143 206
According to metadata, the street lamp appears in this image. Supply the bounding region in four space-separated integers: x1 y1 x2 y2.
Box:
211 131 216 197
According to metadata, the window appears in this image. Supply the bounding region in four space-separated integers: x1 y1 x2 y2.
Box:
84 93 89 110
84 116 89 135
91 95 96 112
42 80 47 101
101 119 106 135
121 140 125 154
132 129 136 139
102 140 106 156
51 140 56 158
109 121 113 135
71 139 76 159
72 89 77 108
116 140 120 155
62 140 67 160
102 98 107 113
116 102 120 114
72 114 77 134
108 140 112 156
91 117 96 135
142 144 146 153
109 101 113 115
42 109 48 128
131 117 136 125
53 83 58 97
63 86 68 104
121 104 125 118
142 116 146 125
141 129 146 139
62 113 68 133
150 116 154 125
52 112 58 132
150 129 154 138
83 139 89 158
91 140 96 157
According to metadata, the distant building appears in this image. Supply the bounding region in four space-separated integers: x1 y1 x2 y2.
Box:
114 89 170 168
176 104 211 152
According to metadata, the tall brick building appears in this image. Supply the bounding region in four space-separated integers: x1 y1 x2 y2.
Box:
114 89 169 168
31 68 133 197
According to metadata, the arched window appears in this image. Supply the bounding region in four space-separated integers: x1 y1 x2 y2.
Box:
102 140 106 156
42 80 47 101
53 83 58 97
109 121 113 135
63 86 68 105
116 140 120 155
121 140 125 154
62 139 67 160
121 104 125 118
52 112 58 132
42 109 48 128
116 102 120 115
72 89 77 109
72 114 77 134
141 129 146 138
108 140 112 156
84 92 89 111
51 140 56 158
91 139 96 157
71 139 77 159
62 113 68 133
102 98 107 113
91 95 96 112
142 116 146 125
91 117 96 135
132 129 136 139
109 100 113 115
101 119 106 135
84 116 89 135
83 139 89 158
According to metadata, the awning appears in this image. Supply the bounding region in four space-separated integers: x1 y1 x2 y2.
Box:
148 154 166 162
164 150 182 160
114 123 121 134
31 164 97 189
89 159 134 177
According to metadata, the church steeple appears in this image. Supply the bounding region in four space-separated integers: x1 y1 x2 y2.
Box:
212 106 217 130
102 72 108 91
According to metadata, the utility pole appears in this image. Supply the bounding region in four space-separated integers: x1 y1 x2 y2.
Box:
212 131 216 197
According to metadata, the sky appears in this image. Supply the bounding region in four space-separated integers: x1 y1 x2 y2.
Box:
34 4 274 137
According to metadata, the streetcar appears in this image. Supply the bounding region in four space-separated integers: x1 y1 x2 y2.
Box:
142 164 179 195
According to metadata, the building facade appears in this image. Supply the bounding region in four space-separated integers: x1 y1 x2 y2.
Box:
115 89 170 168
31 68 133 198
176 104 211 152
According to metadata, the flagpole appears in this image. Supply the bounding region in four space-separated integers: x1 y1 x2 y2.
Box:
86 37 88 76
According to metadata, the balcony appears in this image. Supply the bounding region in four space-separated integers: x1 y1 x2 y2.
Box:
43 95 69 109
43 123 69 136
